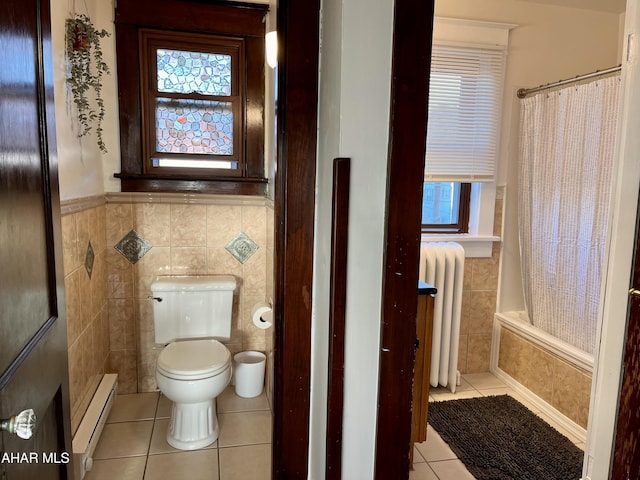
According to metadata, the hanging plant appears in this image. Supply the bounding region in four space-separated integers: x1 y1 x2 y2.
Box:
65 13 110 153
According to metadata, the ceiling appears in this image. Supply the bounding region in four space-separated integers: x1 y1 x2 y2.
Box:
519 0 626 14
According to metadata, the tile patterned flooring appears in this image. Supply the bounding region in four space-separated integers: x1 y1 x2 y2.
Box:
86 373 584 480
410 372 586 480
85 386 271 480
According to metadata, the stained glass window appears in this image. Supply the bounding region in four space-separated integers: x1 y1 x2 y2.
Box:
155 98 234 155
156 49 232 96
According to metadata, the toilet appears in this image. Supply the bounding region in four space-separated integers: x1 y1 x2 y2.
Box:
150 275 236 450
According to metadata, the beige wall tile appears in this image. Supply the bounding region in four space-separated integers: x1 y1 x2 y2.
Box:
207 246 243 278
134 247 172 299
470 257 499 291
101 199 273 393
521 343 555 404
61 214 79 275
134 203 171 247
106 248 134 299
106 204 133 247
109 350 137 394
170 204 206 246
553 358 592 428
171 247 207 275
468 291 496 335
457 334 469 374
242 250 267 297
65 271 81 346
207 205 242 247
466 334 491 373
242 205 267 247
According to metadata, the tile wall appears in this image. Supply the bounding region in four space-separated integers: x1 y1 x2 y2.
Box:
61 198 110 434
104 193 274 394
498 328 591 428
457 187 503 374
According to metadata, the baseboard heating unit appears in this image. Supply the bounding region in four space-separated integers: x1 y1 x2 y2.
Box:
72 374 118 480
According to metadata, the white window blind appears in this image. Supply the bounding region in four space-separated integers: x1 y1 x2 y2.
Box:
425 44 506 182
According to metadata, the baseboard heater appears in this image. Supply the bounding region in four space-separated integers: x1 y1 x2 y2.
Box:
72 374 118 480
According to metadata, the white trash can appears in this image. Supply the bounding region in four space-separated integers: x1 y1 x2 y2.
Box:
233 351 266 398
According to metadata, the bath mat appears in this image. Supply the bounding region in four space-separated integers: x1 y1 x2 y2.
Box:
427 395 583 480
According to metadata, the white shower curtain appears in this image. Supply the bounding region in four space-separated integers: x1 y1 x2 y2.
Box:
518 74 620 354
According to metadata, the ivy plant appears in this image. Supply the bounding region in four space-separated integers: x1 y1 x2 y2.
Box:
65 13 110 153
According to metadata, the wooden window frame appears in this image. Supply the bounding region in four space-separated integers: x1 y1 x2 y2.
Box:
421 182 471 233
114 0 268 195
140 30 245 178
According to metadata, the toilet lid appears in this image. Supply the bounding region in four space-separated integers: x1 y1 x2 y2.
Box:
157 339 230 379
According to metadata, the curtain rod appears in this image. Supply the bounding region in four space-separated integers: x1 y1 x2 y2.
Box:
516 65 621 99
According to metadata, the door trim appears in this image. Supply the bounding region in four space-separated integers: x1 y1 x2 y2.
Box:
375 0 434 477
272 0 321 478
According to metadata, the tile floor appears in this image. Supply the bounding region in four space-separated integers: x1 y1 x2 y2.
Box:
410 372 586 480
85 386 271 480
86 372 583 480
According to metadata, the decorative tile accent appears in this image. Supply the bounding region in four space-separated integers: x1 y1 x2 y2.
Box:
225 232 259 264
84 241 95 278
114 230 152 265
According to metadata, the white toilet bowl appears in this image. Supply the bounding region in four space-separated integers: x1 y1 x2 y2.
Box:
155 338 231 450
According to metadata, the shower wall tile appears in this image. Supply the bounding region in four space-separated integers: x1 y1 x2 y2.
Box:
498 326 592 430
553 358 592 429
60 199 110 434
522 342 555 404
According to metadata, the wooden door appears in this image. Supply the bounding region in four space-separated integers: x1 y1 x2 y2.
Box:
611 199 640 480
0 0 73 478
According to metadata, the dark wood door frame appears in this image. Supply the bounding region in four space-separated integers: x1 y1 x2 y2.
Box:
272 0 320 478
375 0 434 478
610 194 640 480
273 0 434 478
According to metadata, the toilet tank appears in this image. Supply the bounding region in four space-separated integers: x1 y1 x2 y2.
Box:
150 275 236 344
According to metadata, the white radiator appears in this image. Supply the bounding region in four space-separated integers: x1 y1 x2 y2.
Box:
72 374 118 480
419 242 464 393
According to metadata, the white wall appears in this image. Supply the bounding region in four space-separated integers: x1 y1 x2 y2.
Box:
51 0 119 200
587 1 640 476
312 0 395 478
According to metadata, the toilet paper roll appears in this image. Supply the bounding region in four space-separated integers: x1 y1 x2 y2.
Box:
251 301 273 329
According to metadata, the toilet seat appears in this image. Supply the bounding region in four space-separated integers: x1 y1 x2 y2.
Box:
157 339 230 380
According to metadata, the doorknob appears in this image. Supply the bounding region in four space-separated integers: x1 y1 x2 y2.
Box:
629 288 640 298
0 409 36 439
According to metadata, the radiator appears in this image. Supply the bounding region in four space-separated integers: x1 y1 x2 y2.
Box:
419 242 464 393
72 374 118 480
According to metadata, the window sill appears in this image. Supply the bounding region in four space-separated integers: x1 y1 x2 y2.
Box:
420 234 500 258
115 173 268 196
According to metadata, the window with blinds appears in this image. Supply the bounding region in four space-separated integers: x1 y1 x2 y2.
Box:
424 44 506 182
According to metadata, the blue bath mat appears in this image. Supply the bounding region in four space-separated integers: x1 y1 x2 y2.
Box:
428 395 583 480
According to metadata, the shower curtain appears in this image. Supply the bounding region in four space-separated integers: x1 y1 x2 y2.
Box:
518 74 620 354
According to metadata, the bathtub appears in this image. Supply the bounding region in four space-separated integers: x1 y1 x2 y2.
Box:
491 311 593 442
